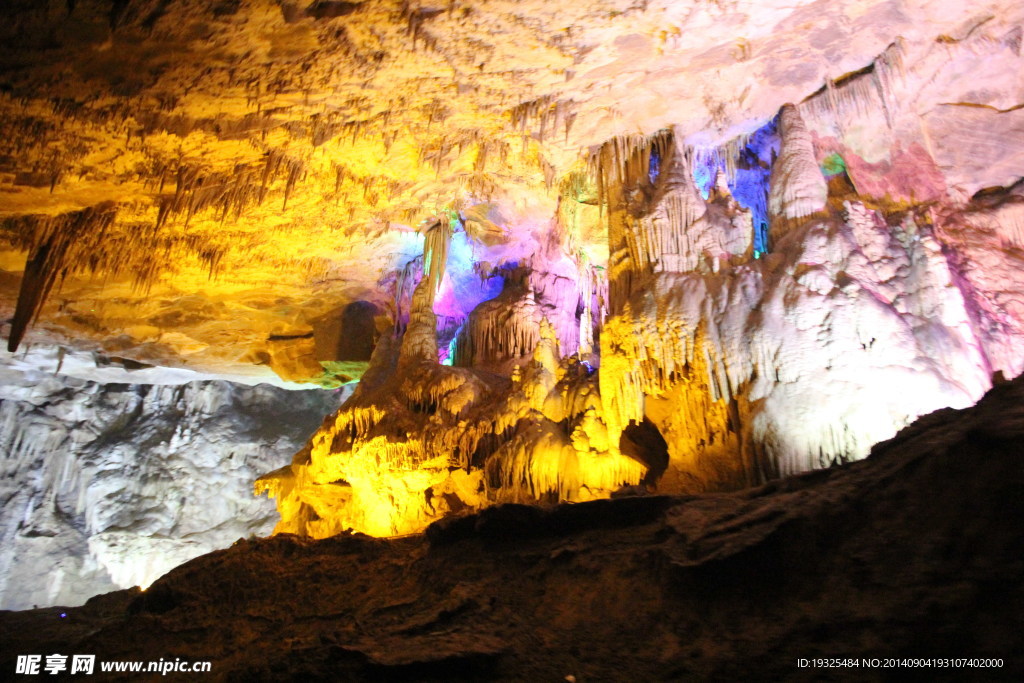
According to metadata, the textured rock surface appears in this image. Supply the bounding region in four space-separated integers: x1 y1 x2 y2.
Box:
599 193 1001 488
1 0 1024 606
2 375 1021 680
0 370 339 609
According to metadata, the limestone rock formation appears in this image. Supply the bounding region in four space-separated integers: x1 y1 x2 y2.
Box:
258 308 643 537
768 104 828 223
0 366 338 609
260 68 1024 535
0 0 1023 615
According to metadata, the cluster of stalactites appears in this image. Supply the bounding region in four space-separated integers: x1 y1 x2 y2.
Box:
586 82 897 282
588 129 675 214
509 94 578 147
601 131 759 312
451 285 542 368
153 151 307 231
594 131 668 312
3 203 118 352
461 318 645 506
600 305 741 441
444 249 598 369
799 39 906 135
623 143 711 277
0 145 318 352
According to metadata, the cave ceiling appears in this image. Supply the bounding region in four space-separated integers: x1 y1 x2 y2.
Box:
0 0 1019 383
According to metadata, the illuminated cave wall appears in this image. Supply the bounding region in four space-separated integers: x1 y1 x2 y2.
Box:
261 37 1024 537
0 366 339 610
0 2 1021 541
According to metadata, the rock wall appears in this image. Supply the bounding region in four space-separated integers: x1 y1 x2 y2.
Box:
0 371 339 609
600 198 998 488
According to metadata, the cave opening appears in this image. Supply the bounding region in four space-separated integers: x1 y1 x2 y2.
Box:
620 418 670 488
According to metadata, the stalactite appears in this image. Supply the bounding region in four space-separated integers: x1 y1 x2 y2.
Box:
392 258 417 334
282 158 305 210
799 39 907 136
422 212 455 296
453 287 542 368
588 129 674 219
4 203 118 352
768 104 828 223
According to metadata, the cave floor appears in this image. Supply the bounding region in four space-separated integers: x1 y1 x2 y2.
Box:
2 379 1022 682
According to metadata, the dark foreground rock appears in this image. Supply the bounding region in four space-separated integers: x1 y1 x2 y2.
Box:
2 377 1023 681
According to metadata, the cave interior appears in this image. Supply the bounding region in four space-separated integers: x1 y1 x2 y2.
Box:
0 0 1022 678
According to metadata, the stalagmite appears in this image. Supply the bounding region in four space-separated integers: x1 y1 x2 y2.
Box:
768 104 828 225
399 276 442 364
